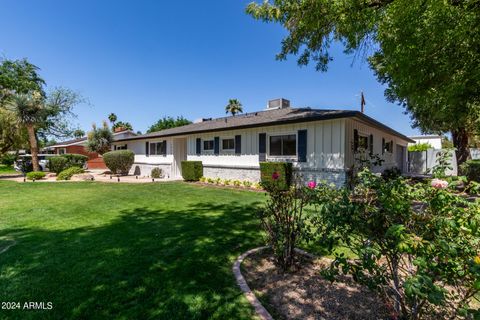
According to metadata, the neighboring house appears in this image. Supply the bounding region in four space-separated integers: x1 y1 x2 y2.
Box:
49 130 137 169
112 99 413 186
408 135 442 149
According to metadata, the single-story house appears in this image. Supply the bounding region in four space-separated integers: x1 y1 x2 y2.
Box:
112 99 414 186
408 135 442 150
49 129 137 169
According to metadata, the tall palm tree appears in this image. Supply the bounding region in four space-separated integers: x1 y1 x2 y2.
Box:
6 93 44 171
108 113 117 127
225 99 243 116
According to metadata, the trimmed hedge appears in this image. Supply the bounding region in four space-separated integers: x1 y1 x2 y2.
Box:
63 154 88 168
103 150 135 175
48 157 69 174
462 159 480 182
57 167 84 181
181 161 203 181
260 162 293 191
26 171 46 180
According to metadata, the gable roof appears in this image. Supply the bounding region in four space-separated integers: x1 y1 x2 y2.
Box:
114 107 414 143
49 130 139 148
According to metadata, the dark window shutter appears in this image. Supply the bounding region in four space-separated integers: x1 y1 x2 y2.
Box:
114 145 117 151
145 141 149 156
235 135 241 155
214 137 220 155
297 130 307 162
259 133 266 162
369 134 374 154
161 141 167 156
353 129 359 151
382 138 385 154
196 138 201 155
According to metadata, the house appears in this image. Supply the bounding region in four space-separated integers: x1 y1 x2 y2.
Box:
408 135 442 149
49 130 137 169
111 99 414 186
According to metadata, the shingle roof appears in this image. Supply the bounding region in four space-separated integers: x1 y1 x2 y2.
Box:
114 107 414 143
48 137 87 148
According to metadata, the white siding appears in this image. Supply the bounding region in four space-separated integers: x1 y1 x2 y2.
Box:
344 118 410 172
186 119 346 170
112 138 174 165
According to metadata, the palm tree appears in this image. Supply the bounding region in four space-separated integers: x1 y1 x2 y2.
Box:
6 93 44 171
225 99 243 116
108 113 117 127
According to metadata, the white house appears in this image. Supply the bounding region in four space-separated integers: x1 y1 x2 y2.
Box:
408 135 442 149
112 99 413 186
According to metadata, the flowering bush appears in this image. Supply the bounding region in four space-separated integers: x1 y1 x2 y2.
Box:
430 178 449 189
310 169 480 319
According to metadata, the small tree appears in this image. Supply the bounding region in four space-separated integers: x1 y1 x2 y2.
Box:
86 121 113 155
147 116 191 133
225 99 243 116
73 129 85 139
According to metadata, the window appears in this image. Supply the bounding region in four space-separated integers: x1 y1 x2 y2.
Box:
384 140 393 153
58 148 66 155
222 138 235 150
149 141 167 155
358 135 369 150
116 144 127 150
269 134 296 156
203 140 214 151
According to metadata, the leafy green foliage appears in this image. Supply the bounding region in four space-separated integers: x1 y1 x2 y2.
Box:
147 116 191 133
461 159 480 183
26 171 46 180
73 129 85 139
225 99 243 116
150 167 162 179
310 169 480 318
86 121 113 155
408 143 432 152
103 150 135 175
259 162 292 191
180 161 203 181
0 58 45 104
0 153 17 166
259 181 311 271
56 167 84 181
112 121 133 131
431 149 453 179
48 156 68 174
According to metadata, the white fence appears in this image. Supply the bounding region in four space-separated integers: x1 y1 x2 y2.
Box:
408 148 480 175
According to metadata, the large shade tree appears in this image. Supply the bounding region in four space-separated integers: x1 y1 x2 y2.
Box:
147 116 191 133
246 0 480 165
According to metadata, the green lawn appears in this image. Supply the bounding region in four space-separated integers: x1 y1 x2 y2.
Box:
0 181 265 319
0 164 17 175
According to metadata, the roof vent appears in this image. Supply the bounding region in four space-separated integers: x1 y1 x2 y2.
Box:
193 117 212 123
267 98 290 110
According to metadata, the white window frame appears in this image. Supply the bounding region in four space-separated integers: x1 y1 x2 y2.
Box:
58 148 66 155
149 141 167 156
221 137 235 152
267 132 298 160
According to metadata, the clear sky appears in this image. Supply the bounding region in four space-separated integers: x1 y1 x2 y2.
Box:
0 0 420 136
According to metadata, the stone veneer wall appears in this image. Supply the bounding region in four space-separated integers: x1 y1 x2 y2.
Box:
202 165 347 188
129 163 172 178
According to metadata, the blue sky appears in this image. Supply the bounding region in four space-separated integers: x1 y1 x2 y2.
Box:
0 0 420 136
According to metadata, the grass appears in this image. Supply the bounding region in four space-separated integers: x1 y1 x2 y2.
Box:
0 164 17 175
0 181 265 319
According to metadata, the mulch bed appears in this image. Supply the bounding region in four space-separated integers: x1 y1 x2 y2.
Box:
242 250 391 320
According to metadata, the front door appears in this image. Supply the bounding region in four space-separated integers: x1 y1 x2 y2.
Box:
396 144 406 173
172 138 187 178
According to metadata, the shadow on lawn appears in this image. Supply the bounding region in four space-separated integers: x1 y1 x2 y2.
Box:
0 201 263 320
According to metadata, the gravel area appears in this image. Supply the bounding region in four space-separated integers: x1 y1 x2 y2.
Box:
242 250 390 320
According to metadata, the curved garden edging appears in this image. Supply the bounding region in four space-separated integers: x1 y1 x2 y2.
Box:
233 246 319 320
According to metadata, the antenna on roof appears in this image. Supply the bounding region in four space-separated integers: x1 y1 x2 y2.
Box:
360 91 366 113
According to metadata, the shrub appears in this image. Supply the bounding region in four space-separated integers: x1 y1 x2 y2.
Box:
243 180 252 188
103 150 135 175
57 167 84 180
461 159 480 182
207 177 214 183
407 142 432 152
63 154 88 168
223 179 231 186
431 149 453 178
151 167 162 179
0 153 16 166
26 171 46 180
48 157 69 174
199 176 207 183
258 181 311 271
233 180 241 187
381 166 401 181
259 162 293 191
181 161 203 181
311 169 480 319
215 177 221 185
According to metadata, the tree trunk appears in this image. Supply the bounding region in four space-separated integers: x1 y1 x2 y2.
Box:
451 128 470 168
26 124 40 172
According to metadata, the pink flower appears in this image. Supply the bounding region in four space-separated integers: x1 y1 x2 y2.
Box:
271 172 280 180
431 178 449 189
307 181 316 189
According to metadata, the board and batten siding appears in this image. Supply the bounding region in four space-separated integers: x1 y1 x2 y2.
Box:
344 118 409 172
112 137 174 165
186 119 346 170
